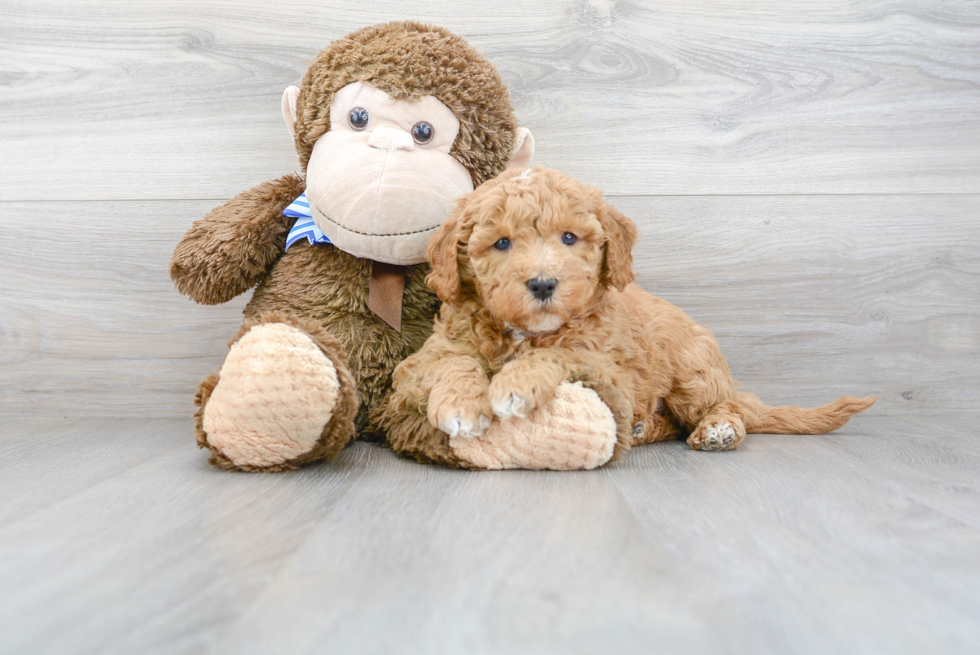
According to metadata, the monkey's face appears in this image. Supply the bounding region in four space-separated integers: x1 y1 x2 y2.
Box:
302 82 475 265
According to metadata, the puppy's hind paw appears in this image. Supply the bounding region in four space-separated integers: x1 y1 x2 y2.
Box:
688 419 743 451
705 422 737 449
491 393 528 420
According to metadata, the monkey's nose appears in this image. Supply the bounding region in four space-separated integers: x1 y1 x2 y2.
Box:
527 277 557 301
368 126 414 151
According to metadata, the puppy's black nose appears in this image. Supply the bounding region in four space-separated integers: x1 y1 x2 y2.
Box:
527 277 557 301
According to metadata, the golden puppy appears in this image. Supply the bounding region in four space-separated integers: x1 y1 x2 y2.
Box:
392 166 875 454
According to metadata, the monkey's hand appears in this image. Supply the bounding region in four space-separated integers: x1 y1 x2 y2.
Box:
169 173 306 305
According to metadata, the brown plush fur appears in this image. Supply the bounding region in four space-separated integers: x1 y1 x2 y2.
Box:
242 242 437 436
387 167 876 456
171 22 522 471
171 174 306 306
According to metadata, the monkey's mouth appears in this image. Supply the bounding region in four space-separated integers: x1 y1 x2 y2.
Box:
311 202 442 237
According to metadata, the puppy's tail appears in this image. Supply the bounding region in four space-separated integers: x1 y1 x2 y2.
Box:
737 391 876 435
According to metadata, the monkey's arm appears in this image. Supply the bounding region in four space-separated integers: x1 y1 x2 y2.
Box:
169 173 306 305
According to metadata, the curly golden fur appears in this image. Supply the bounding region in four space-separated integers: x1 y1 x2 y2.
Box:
392 167 876 453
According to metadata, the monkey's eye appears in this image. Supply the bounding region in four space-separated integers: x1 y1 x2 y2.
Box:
493 238 511 251
561 232 578 246
412 121 434 144
348 107 369 131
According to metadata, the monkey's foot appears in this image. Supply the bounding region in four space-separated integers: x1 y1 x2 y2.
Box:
449 382 618 470
197 320 356 471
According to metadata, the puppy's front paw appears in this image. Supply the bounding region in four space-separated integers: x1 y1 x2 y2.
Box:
491 392 527 420
488 369 558 421
441 412 492 439
428 393 493 439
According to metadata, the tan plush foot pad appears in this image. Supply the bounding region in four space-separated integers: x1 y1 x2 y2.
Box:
203 323 340 468
449 382 617 470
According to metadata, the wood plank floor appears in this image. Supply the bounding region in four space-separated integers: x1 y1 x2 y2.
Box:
1 416 978 654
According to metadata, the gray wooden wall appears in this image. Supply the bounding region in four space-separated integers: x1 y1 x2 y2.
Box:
1 0 978 418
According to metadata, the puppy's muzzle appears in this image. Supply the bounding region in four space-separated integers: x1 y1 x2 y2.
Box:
527 277 557 301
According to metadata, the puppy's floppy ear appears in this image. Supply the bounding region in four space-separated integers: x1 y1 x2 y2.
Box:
426 204 466 304
596 200 638 291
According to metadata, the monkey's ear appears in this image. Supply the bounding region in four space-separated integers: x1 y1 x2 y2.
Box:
506 127 535 168
596 200 638 291
282 86 301 138
426 207 465 304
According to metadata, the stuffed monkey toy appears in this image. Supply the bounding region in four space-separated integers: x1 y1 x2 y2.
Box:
170 22 622 472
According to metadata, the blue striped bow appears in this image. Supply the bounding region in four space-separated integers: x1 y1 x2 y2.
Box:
283 192 332 250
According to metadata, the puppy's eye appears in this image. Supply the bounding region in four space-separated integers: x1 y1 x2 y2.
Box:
349 107 369 130
493 238 512 251
561 232 578 246
412 121 434 144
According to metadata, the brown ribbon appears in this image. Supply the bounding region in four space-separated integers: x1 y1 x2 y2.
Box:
368 261 407 332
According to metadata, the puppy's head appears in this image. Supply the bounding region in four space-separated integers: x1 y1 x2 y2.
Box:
427 167 637 333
